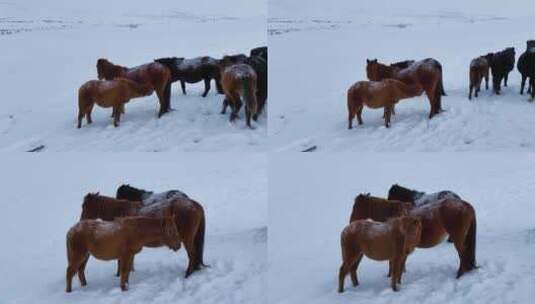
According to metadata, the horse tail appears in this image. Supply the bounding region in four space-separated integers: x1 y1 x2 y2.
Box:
438 63 447 96
242 77 257 117
464 212 477 270
194 210 207 268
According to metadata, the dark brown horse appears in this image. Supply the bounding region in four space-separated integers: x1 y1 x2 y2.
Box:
220 60 258 128
366 58 445 118
155 56 223 97
80 193 206 278
338 216 422 292
352 192 477 278
77 78 153 128
96 59 171 117
66 216 181 292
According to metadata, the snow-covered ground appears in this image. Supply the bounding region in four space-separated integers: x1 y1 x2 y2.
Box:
269 0 535 151
0 0 266 151
269 153 535 304
0 153 267 304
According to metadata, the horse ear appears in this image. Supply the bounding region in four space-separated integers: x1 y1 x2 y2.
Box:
373 59 377 63
366 59 370 63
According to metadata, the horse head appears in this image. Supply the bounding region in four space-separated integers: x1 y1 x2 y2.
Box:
96 58 121 80
80 192 100 220
365 58 385 81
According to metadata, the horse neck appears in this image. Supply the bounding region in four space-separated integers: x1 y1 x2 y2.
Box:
105 62 127 78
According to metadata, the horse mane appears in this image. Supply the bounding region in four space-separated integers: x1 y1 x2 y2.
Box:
96 58 127 79
387 184 422 202
116 184 151 201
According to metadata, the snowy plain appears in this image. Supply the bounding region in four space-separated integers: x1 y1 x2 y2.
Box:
269 153 535 304
0 0 266 151
269 0 535 152
0 153 267 304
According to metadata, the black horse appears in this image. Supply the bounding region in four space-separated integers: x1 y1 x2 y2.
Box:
246 55 267 120
250 46 267 61
387 184 461 207
155 56 223 97
116 184 188 205
487 47 515 94
517 40 535 98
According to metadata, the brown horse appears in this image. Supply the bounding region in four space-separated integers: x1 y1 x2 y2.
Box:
347 79 421 129
96 59 171 117
80 193 206 278
338 216 422 292
469 56 490 100
352 193 477 278
65 216 181 292
220 61 258 128
77 78 153 128
366 58 445 118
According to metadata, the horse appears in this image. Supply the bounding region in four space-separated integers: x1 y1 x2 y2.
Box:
469 56 490 100
517 41 535 98
96 59 171 117
77 78 153 128
65 216 181 292
366 58 446 118
246 55 267 119
355 191 477 278
250 46 267 61
116 184 189 205
349 193 412 223
154 56 223 97
487 47 515 94
338 216 422 292
347 79 421 129
220 60 258 128
387 184 461 207
221 53 248 65
80 192 206 278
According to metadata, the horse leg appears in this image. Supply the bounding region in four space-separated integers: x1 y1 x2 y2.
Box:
86 103 94 124
202 78 211 97
528 77 533 94
215 77 224 94
469 84 473 100
520 75 527 95
66 265 77 292
230 97 242 122
77 255 89 286
116 260 120 277
180 80 187 95
221 97 229 114
384 104 392 128
156 88 169 118
184 237 198 278
485 73 489 90
391 257 402 292
356 105 363 125
425 89 437 119
113 106 121 127
530 78 535 101
350 253 363 287
347 108 355 129
119 254 132 291
504 73 508 87
245 103 252 128
77 109 85 129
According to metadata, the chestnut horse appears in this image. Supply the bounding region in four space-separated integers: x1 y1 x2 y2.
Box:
366 58 445 118
80 193 206 278
96 59 171 117
220 60 258 128
347 79 421 129
352 192 477 278
469 56 490 100
66 216 181 292
155 56 223 97
116 184 189 205
77 78 153 128
338 216 422 292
